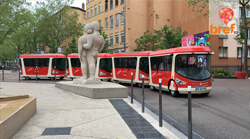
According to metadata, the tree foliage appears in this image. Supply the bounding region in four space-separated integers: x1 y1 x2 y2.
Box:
134 25 182 51
64 34 78 56
99 26 112 53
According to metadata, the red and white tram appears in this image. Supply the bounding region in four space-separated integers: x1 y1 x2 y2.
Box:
148 46 213 96
111 51 151 87
20 53 67 80
66 53 82 79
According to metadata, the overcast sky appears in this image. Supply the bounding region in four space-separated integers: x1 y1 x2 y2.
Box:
26 0 86 9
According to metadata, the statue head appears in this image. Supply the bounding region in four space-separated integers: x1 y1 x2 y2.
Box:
84 23 94 34
91 21 100 31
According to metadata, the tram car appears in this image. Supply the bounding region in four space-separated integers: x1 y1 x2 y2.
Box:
20 53 67 80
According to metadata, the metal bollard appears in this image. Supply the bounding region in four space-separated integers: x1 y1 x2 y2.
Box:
142 75 144 113
19 66 20 82
159 79 162 127
36 66 38 83
54 66 56 82
131 72 133 104
2 65 4 81
188 86 192 139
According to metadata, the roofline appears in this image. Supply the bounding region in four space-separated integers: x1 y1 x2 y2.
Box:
71 6 86 12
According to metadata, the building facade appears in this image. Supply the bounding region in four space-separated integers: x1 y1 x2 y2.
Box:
86 0 183 53
181 3 250 75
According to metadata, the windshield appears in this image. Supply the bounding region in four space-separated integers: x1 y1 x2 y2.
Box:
52 58 67 71
175 54 211 80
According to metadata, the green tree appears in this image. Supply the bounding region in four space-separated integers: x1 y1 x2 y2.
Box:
0 0 31 46
134 30 160 51
186 0 249 73
35 0 84 50
134 25 182 51
99 26 112 53
49 41 59 53
155 25 182 49
64 34 78 56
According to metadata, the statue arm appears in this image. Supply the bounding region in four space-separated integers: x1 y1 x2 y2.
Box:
78 37 83 58
83 36 93 49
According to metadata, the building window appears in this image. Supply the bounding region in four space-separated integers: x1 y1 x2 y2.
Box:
98 20 101 27
110 15 113 29
239 7 250 18
115 14 119 27
115 33 119 45
115 0 118 6
110 34 113 46
105 36 108 44
121 0 124 4
110 0 113 9
87 9 89 18
105 18 108 29
91 7 93 17
95 5 97 15
219 47 228 57
121 31 124 43
237 47 242 57
105 0 108 11
87 0 89 3
99 3 101 13
121 12 124 24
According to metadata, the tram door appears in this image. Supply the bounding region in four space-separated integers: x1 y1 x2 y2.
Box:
150 56 172 85
71 58 82 76
139 57 149 81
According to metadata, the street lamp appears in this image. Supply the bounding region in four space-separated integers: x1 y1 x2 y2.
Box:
117 1 126 52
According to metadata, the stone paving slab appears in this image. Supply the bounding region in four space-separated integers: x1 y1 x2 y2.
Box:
0 82 179 139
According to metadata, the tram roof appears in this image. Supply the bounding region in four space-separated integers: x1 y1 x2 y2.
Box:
112 51 152 57
67 53 113 58
20 53 66 58
149 46 212 56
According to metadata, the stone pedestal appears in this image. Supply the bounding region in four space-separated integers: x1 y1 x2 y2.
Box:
55 81 127 99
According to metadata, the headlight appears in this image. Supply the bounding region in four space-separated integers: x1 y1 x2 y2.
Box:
66 70 68 74
52 70 59 74
175 78 186 85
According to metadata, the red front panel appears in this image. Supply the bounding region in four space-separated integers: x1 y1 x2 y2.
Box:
72 67 82 76
138 70 149 81
25 67 35 75
98 69 112 77
37 67 49 75
115 68 123 79
174 73 212 89
51 68 66 75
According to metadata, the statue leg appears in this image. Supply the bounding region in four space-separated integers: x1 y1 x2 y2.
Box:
80 56 88 80
87 55 96 80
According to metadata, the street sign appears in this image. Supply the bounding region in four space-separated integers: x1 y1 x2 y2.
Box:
58 48 61 53
41 51 44 54
17 55 20 59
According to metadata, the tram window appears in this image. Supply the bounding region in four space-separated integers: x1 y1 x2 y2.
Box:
127 57 137 69
71 58 80 67
157 56 165 71
139 57 149 74
24 58 35 67
150 57 158 70
114 58 122 68
121 58 128 68
52 58 67 71
39 58 49 67
100 58 112 72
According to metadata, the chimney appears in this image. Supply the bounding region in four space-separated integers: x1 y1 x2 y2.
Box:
82 3 85 10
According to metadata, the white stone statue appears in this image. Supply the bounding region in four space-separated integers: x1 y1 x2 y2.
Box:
74 21 105 84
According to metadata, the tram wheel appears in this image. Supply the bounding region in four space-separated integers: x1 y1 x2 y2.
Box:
170 90 179 97
100 79 103 81
107 79 111 82
115 80 120 84
60 77 64 80
137 83 142 88
150 85 156 91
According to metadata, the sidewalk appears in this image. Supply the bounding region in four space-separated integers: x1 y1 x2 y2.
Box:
0 82 180 139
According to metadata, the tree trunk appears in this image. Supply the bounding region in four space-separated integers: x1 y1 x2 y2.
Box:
243 4 249 74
